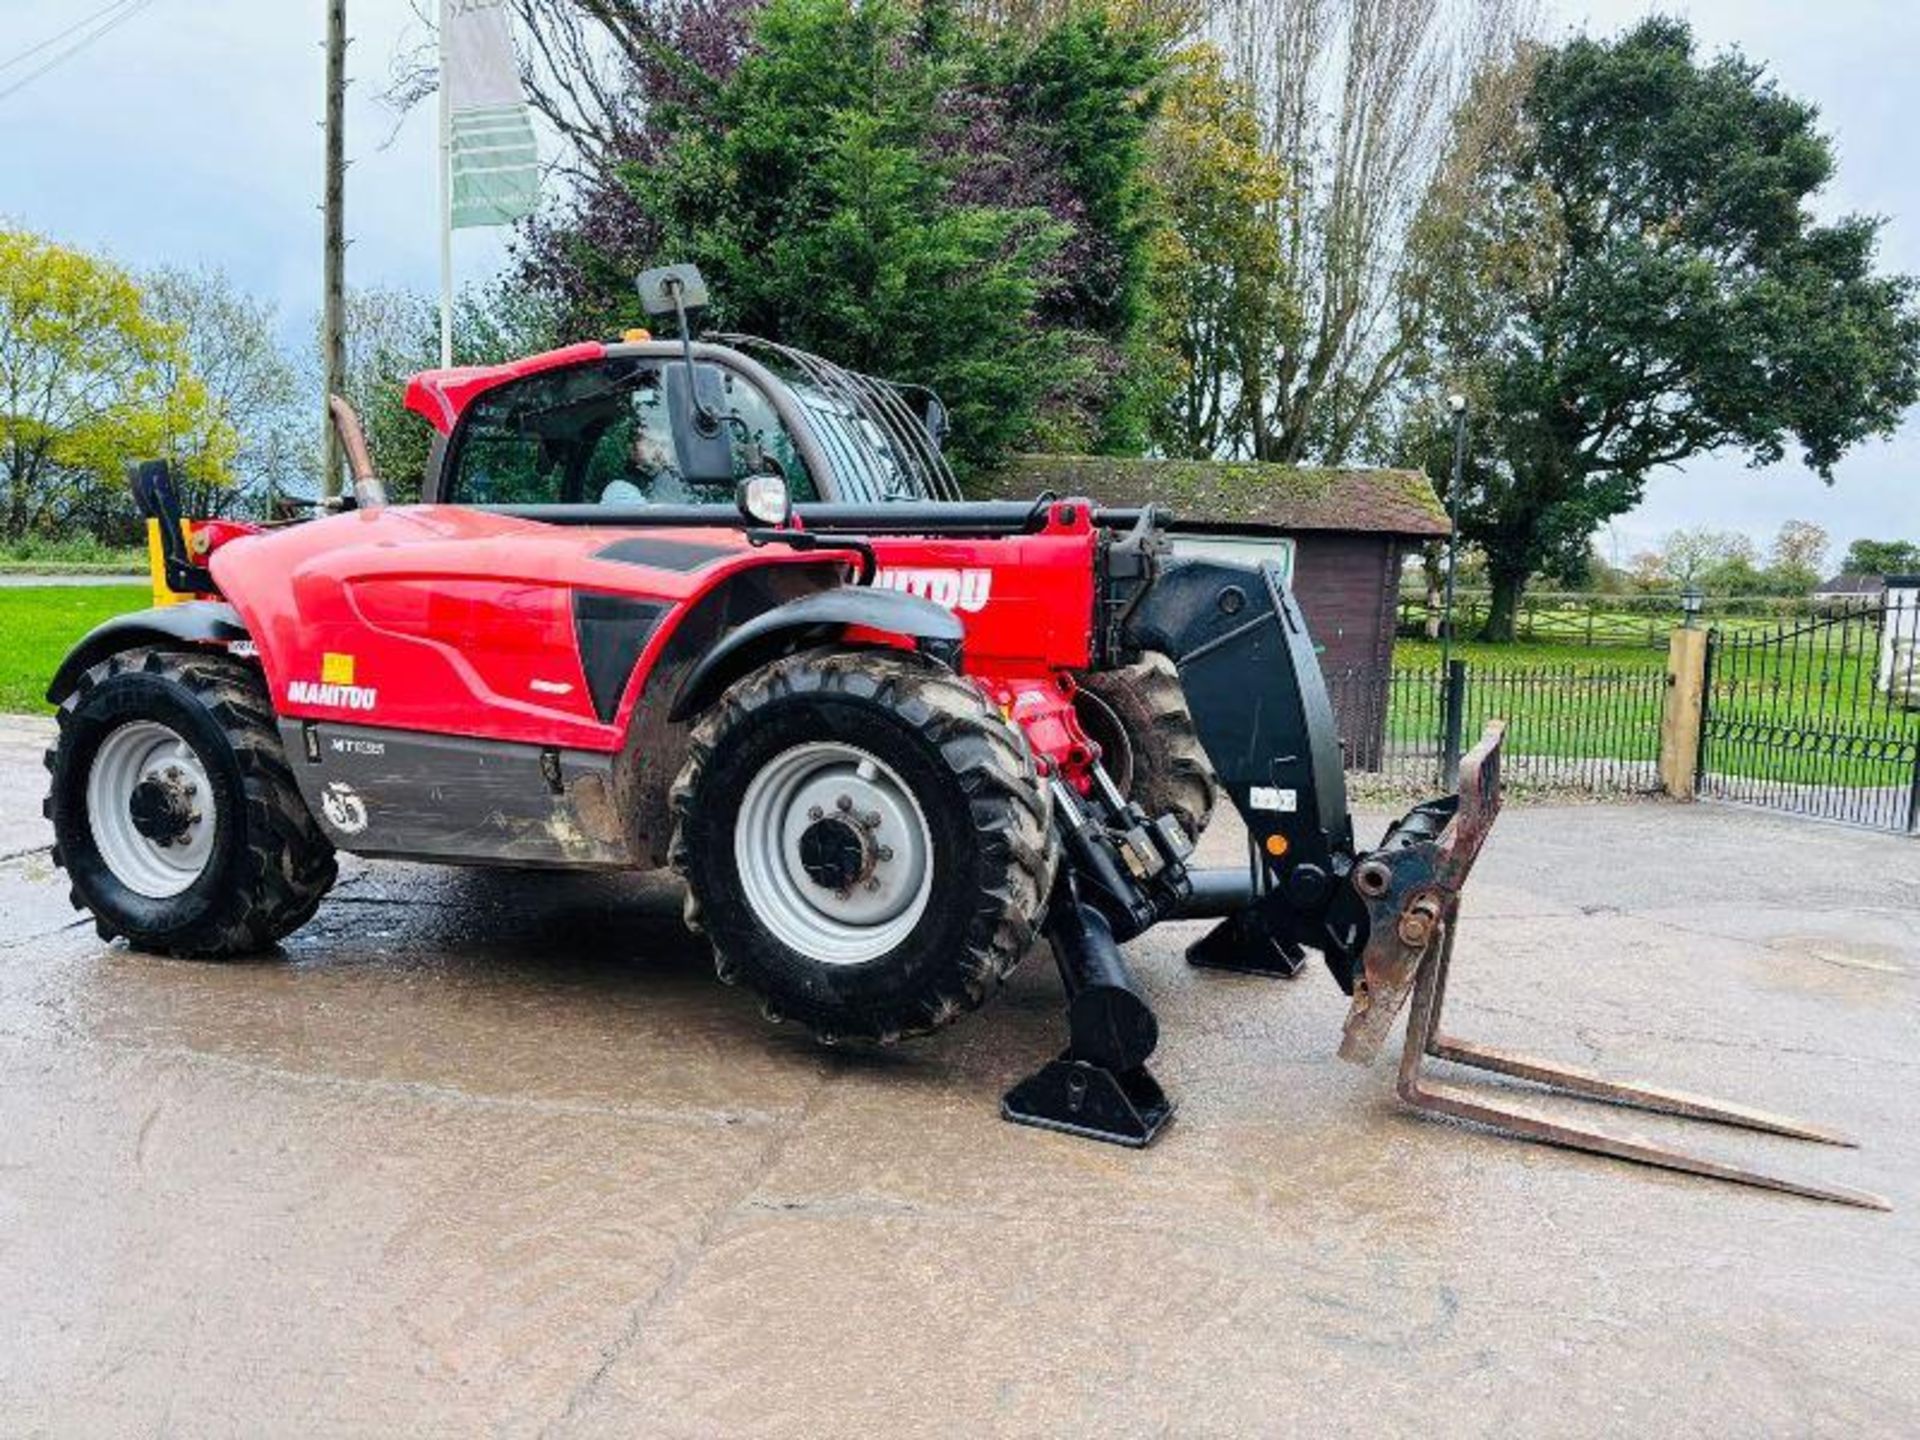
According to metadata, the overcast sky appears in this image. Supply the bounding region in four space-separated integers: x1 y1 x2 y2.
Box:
4 0 1915 566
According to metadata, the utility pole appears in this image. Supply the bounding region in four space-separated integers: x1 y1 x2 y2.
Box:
322 0 347 499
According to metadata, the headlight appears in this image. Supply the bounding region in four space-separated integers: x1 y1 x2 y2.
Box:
737 472 791 527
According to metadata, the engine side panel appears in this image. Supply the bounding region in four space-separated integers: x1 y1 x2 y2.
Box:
279 721 636 867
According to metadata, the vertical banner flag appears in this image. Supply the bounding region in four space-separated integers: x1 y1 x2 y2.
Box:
442 0 539 228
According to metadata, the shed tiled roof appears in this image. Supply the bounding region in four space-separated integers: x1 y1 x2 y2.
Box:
971 455 1450 537
1813 572 1887 595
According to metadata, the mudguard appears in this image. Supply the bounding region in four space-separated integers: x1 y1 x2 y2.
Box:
45 601 251 703
668 586 964 720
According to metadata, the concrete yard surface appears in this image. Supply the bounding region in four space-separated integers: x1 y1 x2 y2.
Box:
1 711 1916 1436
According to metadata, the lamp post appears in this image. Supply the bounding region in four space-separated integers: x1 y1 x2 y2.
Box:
1681 584 1704 630
1436 393 1469 789
1441 393 1468 675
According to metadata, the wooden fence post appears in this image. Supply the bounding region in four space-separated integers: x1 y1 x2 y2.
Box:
1659 626 1709 799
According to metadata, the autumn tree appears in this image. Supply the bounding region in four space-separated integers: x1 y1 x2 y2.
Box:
1414 19 1920 638
1766 519 1829 592
147 266 304 518
1212 0 1534 463
1147 44 1293 457
0 228 223 542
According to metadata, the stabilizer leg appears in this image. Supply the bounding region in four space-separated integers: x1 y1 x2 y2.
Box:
1002 897 1174 1148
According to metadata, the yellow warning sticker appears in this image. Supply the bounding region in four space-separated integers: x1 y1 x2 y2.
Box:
321 652 356 686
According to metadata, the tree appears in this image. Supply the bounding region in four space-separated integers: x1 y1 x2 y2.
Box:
626 0 1075 470
1840 537 1920 576
1213 0 1535 464
1658 526 1754 589
1415 19 1920 638
1769 519 1829 576
1147 43 1293 458
0 228 222 542
988 8 1167 451
1765 518 1828 593
326 286 438 501
315 280 562 502
147 266 304 518
501 0 1168 462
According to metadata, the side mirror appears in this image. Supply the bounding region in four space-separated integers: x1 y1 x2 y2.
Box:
636 264 710 321
921 394 950 453
664 361 735 487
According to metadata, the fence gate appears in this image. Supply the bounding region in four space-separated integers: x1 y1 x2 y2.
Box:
1699 591 1920 832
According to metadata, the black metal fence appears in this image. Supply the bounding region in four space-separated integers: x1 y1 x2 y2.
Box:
1327 660 1668 796
1699 594 1920 833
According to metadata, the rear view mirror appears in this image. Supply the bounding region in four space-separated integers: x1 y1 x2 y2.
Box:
636 264 710 321
665 361 735 487
921 394 950 453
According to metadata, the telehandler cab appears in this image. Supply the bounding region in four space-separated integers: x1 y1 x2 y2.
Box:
43 266 1882 1207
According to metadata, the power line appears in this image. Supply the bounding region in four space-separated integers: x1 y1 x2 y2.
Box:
0 0 137 73
0 0 159 105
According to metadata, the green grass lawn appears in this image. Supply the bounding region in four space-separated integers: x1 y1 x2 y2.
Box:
0 586 151 712
0 536 147 575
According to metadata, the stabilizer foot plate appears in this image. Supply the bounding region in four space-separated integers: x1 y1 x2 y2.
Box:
1185 912 1307 978
1002 1055 1173 1148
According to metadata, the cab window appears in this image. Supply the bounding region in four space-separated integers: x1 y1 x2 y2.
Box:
444 358 817 506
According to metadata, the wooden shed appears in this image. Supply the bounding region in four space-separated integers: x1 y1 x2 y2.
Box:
975 455 1452 767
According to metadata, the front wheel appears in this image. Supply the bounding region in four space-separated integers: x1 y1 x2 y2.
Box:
45 650 337 956
1073 654 1219 841
670 649 1057 1043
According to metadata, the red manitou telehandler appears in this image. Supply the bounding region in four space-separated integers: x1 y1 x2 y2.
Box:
42 267 1881 1206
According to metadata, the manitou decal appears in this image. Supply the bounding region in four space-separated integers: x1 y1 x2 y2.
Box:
873 566 993 613
287 652 378 712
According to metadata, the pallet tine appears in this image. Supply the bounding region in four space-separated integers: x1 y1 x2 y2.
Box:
1396 928 1890 1212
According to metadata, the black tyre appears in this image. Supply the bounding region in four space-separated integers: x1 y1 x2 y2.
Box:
1073 654 1219 841
670 648 1057 1043
45 649 338 956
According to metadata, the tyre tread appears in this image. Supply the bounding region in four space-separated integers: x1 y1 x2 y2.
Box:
45 648 336 957
669 648 1057 1043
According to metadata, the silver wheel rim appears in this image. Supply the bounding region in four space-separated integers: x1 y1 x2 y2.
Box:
85 720 216 899
734 741 935 964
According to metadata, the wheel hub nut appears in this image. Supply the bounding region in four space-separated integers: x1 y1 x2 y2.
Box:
127 773 198 847
797 816 872 893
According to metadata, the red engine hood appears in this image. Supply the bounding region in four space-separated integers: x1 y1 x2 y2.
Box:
208 506 823 751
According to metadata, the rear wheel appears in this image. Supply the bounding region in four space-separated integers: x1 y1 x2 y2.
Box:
45 650 337 956
1074 654 1219 841
670 649 1057 1043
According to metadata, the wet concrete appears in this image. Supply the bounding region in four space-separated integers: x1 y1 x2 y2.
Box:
1 711 1916 1436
